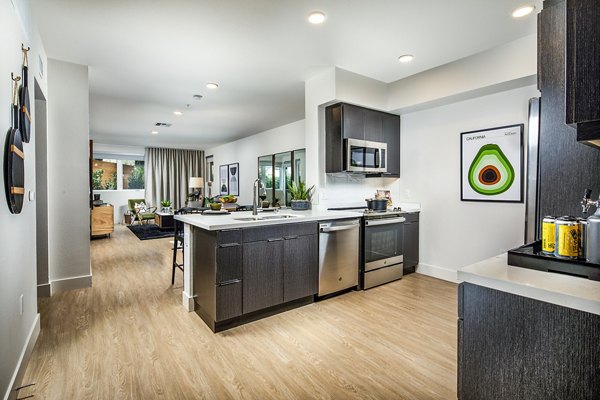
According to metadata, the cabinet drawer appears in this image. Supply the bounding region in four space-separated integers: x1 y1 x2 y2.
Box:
402 212 419 223
285 222 318 238
216 281 242 321
243 225 286 243
216 245 242 283
217 229 242 245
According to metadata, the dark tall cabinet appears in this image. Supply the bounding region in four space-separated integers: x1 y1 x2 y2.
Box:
538 0 600 219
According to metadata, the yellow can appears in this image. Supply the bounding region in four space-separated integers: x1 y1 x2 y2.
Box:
555 217 580 259
541 216 556 254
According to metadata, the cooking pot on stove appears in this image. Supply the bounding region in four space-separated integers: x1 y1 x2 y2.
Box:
365 198 388 211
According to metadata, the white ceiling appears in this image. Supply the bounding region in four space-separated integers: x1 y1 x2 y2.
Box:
31 0 541 149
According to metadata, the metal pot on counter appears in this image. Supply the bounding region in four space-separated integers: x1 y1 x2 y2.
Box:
365 198 388 211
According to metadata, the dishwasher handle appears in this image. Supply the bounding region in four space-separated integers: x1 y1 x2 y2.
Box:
320 224 358 233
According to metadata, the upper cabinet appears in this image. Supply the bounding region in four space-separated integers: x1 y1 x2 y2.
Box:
540 0 600 148
325 102 400 177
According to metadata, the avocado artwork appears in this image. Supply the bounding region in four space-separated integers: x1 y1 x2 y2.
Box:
468 144 515 195
461 124 523 203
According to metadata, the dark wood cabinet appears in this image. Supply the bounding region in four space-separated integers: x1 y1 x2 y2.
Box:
283 234 318 302
537 1 600 218
402 212 419 274
539 0 600 147
242 239 284 314
194 222 318 331
458 282 600 399
326 102 400 176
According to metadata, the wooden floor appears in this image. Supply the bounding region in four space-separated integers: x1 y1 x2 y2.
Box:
22 225 458 400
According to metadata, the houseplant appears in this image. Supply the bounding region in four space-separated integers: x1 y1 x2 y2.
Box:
288 179 314 210
160 200 172 212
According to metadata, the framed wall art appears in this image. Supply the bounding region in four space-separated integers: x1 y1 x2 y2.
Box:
219 164 229 195
228 163 239 196
460 124 524 203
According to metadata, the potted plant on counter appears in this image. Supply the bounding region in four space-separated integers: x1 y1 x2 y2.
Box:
288 179 314 211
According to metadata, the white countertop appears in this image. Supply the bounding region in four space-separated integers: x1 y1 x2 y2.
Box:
175 209 363 230
458 253 600 315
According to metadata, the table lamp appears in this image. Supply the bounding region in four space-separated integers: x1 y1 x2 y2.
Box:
189 177 204 207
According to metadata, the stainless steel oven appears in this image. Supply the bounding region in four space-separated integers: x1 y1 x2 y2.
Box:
363 215 404 289
344 138 387 173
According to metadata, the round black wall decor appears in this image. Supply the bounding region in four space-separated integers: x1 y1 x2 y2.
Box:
5 73 25 214
4 127 24 214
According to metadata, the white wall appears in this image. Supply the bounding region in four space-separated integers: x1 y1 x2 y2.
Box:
0 0 47 397
206 120 305 205
398 85 540 281
95 189 145 223
47 59 92 292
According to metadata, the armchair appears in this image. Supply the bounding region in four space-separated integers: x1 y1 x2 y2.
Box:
127 198 157 225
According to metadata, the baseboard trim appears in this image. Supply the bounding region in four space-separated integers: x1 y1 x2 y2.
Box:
416 263 459 283
4 313 40 400
37 283 51 298
50 274 92 294
182 291 195 312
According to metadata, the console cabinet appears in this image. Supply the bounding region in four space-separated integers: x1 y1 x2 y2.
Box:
91 205 114 237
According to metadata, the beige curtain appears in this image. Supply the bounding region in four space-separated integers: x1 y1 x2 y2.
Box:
144 147 204 209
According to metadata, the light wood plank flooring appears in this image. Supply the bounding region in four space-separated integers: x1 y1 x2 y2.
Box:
22 225 458 399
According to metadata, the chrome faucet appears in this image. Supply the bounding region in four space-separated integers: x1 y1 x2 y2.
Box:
253 178 264 215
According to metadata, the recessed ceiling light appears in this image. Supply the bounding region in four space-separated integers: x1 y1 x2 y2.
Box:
308 11 326 24
206 83 219 90
398 54 414 63
151 130 158 135
512 5 535 18
173 111 183 116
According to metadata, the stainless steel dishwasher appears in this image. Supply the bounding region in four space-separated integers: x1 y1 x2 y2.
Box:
318 219 360 296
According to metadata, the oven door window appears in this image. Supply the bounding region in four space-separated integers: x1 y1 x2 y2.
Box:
364 222 403 268
350 145 379 168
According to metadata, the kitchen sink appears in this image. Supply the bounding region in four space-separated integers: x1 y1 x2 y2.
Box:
233 214 298 221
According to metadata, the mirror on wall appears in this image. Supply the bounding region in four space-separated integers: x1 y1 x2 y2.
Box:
258 148 305 207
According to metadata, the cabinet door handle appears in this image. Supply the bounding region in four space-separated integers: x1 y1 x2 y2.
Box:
218 279 241 286
284 235 299 240
219 243 241 248
267 238 284 242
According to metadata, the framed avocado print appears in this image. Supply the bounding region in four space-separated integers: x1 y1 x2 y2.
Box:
460 124 524 203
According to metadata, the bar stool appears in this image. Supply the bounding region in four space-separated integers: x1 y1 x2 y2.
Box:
172 207 204 285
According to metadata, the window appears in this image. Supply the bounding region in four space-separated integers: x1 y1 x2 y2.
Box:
92 158 144 190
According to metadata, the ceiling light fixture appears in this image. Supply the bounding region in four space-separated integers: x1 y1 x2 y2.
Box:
173 111 183 116
512 5 535 18
151 130 158 135
308 11 326 24
398 54 414 63
193 94 203 100
206 83 219 90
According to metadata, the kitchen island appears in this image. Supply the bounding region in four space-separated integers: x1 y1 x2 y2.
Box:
176 209 362 332
457 254 600 399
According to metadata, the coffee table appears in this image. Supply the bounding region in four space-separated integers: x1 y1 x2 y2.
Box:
155 211 174 230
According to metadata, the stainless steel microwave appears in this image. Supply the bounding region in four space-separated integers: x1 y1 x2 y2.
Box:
344 138 387 173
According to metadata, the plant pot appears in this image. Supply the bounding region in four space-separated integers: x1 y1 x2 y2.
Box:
210 203 222 211
291 200 311 211
261 201 270 208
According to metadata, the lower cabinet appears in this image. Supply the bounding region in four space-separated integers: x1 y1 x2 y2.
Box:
242 225 318 313
283 234 318 302
403 212 419 273
194 222 319 331
243 239 284 314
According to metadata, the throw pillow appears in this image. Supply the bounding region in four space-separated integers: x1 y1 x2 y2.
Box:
134 202 147 213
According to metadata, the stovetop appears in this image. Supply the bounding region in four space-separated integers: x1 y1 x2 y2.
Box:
328 206 404 219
